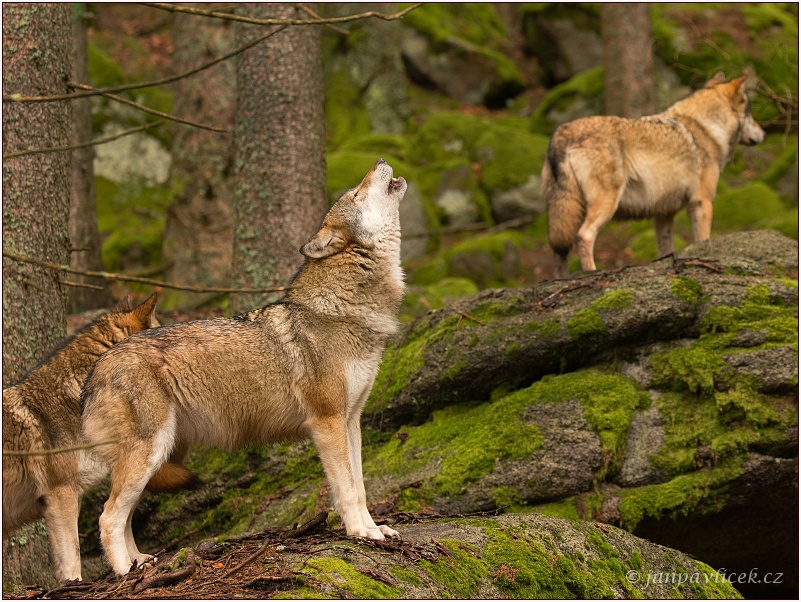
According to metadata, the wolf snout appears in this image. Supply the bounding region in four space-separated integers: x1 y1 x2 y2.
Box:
389 176 406 193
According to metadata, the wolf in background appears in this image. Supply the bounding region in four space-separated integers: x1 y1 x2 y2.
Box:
3 294 159 582
543 72 766 277
81 159 407 576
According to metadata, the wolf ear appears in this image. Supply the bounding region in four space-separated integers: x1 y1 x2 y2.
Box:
113 294 133 312
300 226 348 259
725 74 749 98
133 293 159 327
704 72 727 88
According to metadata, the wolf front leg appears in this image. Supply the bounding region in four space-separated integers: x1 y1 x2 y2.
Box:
308 414 386 540
42 485 83 582
346 410 399 538
653 214 676 258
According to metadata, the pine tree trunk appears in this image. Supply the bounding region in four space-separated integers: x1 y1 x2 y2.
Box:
230 3 327 314
2 2 73 589
600 3 655 118
162 2 235 309
69 2 111 311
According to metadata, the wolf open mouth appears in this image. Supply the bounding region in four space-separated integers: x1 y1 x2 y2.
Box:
389 176 405 193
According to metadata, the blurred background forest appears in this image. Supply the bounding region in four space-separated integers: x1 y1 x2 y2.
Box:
26 2 800 319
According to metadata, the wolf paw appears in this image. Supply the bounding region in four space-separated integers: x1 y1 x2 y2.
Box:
378 525 400 538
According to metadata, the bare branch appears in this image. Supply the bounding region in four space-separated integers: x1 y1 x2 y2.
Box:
142 2 423 27
2 26 288 103
3 439 119 457
59 279 106 291
3 120 165 159
67 82 228 133
3 251 291 294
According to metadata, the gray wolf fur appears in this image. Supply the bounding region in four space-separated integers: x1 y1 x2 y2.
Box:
543 72 766 277
81 159 407 576
2 294 159 582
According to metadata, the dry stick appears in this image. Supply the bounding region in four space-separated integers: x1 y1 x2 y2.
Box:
2 25 288 104
3 120 164 159
3 251 290 294
142 2 422 27
67 81 228 133
3 439 119 457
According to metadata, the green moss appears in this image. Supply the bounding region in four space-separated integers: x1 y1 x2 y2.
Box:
701 283 797 343
390 566 423 586
713 182 790 235
530 67 604 134
475 126 551 190
303 557 401 599
365 392 543 497
528 498 581 521
591 289 635 312
567 308 609 339
650 346 725 396
481 525 618 598
492 485 523 509
525 317 562 339
629 551 643 571
671 275 704 306
420 538 489 598
520 370 651 478
367 314 461 412
618 460 744 531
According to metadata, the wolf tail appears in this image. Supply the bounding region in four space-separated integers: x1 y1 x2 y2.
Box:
542 136 585 277
145 462 200 492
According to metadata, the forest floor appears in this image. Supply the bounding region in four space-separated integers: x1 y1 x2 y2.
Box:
8 512 473 600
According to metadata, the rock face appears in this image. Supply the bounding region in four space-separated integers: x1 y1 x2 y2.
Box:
72 231 797 598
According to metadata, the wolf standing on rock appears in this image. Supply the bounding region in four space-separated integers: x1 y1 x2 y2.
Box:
543 72 766 277
81 159 407 576
3 294 159 583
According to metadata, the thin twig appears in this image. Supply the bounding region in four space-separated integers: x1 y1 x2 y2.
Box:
3 439 119 457
67 82 228 133
142 2 422 28
3 251 291 294
59 279 106 291
296 3 351 36
2 26 288 103
3 121 164 159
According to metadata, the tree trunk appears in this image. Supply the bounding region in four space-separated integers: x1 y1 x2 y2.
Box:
69 2 112 312
162 2 235 309
230 3 327 314
2 2 73 589
600 3 655 118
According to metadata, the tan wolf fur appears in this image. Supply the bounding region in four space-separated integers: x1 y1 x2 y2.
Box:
3 294 159 582
81 159 407 576
543 72 765 277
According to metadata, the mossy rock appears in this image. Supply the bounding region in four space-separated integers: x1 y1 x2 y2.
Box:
409 229 529 289
95 175 174 274
273 515 742 599
530 67 604 135
474 124 551 191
